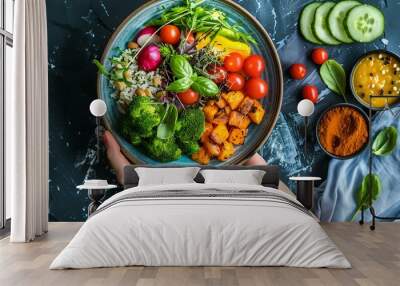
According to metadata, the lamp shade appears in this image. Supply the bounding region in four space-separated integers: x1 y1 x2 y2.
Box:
297 99 315 117
90 99 107 117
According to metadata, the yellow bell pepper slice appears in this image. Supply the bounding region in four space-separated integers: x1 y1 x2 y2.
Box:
196 33 251 59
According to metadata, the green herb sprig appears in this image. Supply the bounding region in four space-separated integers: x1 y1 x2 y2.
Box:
150 0 255 44
352 125 398 220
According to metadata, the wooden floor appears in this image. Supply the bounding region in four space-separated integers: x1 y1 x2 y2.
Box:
0 222 399 286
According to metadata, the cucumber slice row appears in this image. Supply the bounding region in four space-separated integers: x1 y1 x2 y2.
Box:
300 2 323 44
299 1 385 45
346 4 385 43
328 0 361 43
314 2 341 45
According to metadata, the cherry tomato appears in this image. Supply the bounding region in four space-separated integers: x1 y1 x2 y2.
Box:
302 85 319 103
208 66 227 84
160 25 181 45
224 52 244 73
177 89 199 105
185 31 195 45
311 48 329 65
289 63 307 80
243 55 266 78
245 78 269 99
226 73 245 91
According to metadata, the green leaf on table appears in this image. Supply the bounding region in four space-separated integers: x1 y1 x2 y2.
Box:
372 126 398 156
320 59 347 101
157 104 178 140
166 77 194 93
352 174 382 220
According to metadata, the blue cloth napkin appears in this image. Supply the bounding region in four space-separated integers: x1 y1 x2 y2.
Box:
314 107 400 222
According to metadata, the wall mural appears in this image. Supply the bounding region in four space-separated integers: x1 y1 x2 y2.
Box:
48 0 400 222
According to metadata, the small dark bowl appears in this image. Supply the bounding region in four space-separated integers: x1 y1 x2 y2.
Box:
316 103 370 160
350 49 400 111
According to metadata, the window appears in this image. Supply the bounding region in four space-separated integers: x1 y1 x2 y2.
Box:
5 0 13 33
0 0 14 231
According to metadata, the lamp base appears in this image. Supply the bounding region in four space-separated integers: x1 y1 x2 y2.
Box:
87 189 106 216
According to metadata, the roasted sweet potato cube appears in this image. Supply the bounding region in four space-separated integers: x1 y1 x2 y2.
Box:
200 122 213 143
248 100 265 125
203 104 219 122
215 97 227 109
228 128 247 145
192 147 210 165
222 91 245 110
239 97 255 115
228 111 251 129
204 122 213 134
212 111 229 125
217 141 235 161
224 106 232 116
210 124 229 145
204 139 221 157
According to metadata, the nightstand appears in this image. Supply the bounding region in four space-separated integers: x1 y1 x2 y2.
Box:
289 177 321 210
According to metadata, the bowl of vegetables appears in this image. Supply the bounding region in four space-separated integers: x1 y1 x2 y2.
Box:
96 0 283 165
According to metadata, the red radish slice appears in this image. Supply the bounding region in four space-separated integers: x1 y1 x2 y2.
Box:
136 26 160 47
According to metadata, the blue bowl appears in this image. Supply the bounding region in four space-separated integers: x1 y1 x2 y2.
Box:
97 0 283 166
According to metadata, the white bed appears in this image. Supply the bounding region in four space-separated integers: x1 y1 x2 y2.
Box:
50 183 350 269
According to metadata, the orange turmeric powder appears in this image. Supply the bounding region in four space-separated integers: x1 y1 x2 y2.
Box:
318 106 368 157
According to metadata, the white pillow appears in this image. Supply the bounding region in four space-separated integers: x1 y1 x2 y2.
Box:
200 169 266 185
135 167 200 186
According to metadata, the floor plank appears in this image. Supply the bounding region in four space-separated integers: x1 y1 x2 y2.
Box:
0 222 399 286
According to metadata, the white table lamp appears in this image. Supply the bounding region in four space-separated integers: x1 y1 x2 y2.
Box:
89 99 107 164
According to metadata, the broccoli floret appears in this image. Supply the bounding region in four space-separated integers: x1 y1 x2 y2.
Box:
120 116 142 146
129 96 161 135
146 137 182 162
178 140 200 155
175 108 204 155
176 108 205 142
129 133 142 145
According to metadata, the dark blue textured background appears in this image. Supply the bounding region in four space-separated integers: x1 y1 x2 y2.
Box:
47 0 399 221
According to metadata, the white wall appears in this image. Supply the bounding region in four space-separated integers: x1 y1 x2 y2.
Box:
5 44 13 220
5 0 15 220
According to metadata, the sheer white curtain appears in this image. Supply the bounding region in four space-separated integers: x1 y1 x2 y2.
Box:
7 0 49 242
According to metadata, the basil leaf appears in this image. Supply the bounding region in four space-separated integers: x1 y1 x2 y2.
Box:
191 76 219 97
372 126 398 156
352 174 381 221
166 78 194 93
157 104 178 139
93 59 109 77
320 60 347 101
356 174 381 209
170 55 193 79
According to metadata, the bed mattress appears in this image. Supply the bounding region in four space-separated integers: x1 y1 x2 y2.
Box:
50 183 350 269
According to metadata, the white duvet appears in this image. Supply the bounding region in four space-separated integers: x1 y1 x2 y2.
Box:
50 183 350 269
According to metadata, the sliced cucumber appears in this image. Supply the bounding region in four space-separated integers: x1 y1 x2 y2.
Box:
300 2 323 44
314 2 342 45
328 0 361 43
346 4 385 43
